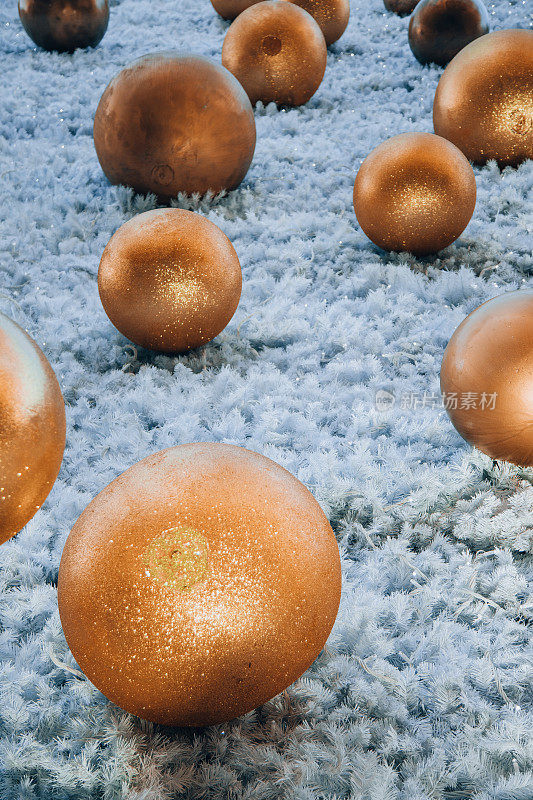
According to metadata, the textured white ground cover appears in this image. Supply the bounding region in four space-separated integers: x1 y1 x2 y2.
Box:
0 0 532 797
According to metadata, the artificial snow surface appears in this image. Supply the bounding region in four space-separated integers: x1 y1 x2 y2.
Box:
0 0 532 798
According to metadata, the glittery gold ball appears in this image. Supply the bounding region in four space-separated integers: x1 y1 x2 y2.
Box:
433 29 533 166
98 209 242 353
0 312 65 545
221 0 327 107
353 132 477 255
58 443 342 726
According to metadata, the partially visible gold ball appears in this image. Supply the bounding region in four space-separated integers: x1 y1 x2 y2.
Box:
383 0 418 16
58 443 342 726
211 0 350 43
285 0 350 45
0 313 66 545
210 0 260 19
433 29 533 166
441 291 533 466
93 53 256 199
98 209 242 353
353 133 477 255
221 1 327 107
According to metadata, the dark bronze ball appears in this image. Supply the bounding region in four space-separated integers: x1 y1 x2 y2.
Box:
441 291 533 466
18 0 109 52
93 53 256 200
433 29 533 166
409 0 490 66
383 0 418 17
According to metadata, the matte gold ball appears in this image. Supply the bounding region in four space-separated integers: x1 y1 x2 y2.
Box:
0 313 66 545
98 209 242 353
58 443 342 726
353 132 477 255
221 1 327 107
18 0 109 52
93 53 256 200
441 291 533 466
408 0 489 66
433 29 533 166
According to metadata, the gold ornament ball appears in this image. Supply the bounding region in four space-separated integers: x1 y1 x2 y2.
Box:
98 208 242 353
18 0 109 52
353 132 477 255
0 312 66 545
93 52 256 200
441 291 533 467
58 443 342 726
433 29 533 166
222 1 327 107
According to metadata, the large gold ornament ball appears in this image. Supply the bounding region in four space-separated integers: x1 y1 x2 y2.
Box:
441 291 533 467
18 0 109 52
98 209 242 353
58 443 342 726
0 313 66 545
353 133 476 255
93 53 256 200
433 29 533 166
408 0 489 67
221 1 327 107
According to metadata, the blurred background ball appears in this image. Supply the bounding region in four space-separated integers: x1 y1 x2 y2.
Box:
408 0 489 66
383 0 418 16
433 29 533 166
93 53 256 199
441 291 533 466
58 443 342 726
18 0 109 52
0 312 65 545
353 132 476 255
221 1 327 106
285 0 350 45
98 208 242 353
